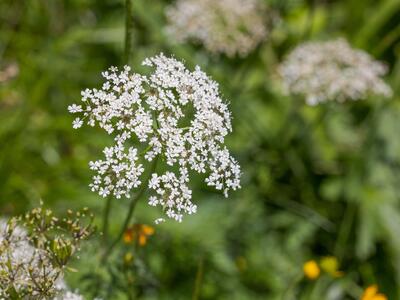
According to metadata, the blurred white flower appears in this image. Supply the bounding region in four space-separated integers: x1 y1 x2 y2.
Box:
279 38 392 105
70 53 241 222
54 290 84 300
166 0 269 57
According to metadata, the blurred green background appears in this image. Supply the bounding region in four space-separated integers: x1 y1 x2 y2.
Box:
1 0 400 299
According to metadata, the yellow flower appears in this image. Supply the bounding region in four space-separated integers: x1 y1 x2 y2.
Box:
123 224 155 246
320 256 344 277
303 260 320 280
124 252 134 264
123 228 134 244
361 285 388 300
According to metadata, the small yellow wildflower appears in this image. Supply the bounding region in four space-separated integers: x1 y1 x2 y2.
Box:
361 285 387 300
124 252 134 264
320 256 343 277
303 260 320 280
123 224 155 246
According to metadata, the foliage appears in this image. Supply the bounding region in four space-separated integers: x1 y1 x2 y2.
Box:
1 0 400 299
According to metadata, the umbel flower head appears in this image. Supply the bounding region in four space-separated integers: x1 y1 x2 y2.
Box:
165 0 269 57
69 53 241 222
279 38 392 105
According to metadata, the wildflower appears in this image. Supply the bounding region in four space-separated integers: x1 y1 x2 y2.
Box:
0 62 19 83
72 117 83 129
279 38 392 105
303 260 320 280
361 285 387 300
123 224 155 246
124 252 134 264
320 256 343 277
68 104 83 113
165 0 269 57
154 218 165 225
89 144 144 199
70 53 241 222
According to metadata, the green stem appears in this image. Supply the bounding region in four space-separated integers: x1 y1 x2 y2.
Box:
102 195 113 244
124 0 133 65
281 273 302 300
303 0 316 40
334 202 356 260
271 197 335 232
192 255 205 300
102 156 158 261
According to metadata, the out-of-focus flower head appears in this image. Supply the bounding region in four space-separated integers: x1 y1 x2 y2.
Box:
303 256 344 281
303 260 320 280
69 53 241 223
165 0 269 57
0 62 19 83
361 285 387 300
319 256 343 277
54 289 85 300
123 224 155 246
124 252 134 264
279 38 392 105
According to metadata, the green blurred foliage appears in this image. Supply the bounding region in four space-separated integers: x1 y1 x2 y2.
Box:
1 0 400 299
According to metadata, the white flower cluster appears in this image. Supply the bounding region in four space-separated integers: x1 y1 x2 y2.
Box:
165 0 268 57
279 38 393 105
70 53 241 222
89 144 144 199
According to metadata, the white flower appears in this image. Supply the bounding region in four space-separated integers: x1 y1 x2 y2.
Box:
279 38 393 105
165 0 269 57
89 143 144 199
206 147 241 197
68 104 82 113
154 218 165 225
70 53 241 221
72 118 83 129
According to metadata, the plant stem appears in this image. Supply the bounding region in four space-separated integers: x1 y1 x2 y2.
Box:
281 273 302 300
334 202 356 260
102 156 158 261
102 195 113 244
192 255 205 300
124 0 133 65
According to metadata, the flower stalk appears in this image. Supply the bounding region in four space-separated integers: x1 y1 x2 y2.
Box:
102 195 113 244
102 155 158 261
124 0 133 65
